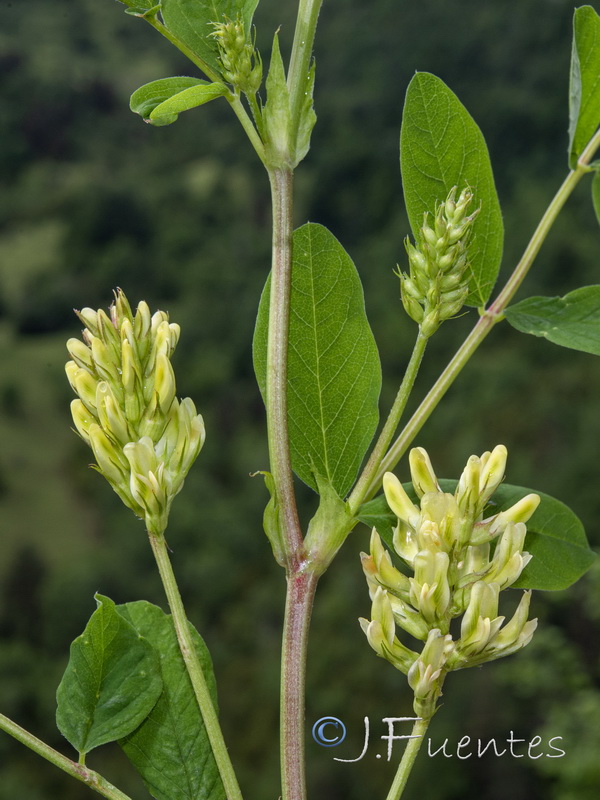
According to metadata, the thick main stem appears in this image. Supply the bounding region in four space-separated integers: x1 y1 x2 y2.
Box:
385 717 430 800
267 165 316 800
280 571 319 800
266 167 304 561
148 533 243 800
0 713 133 800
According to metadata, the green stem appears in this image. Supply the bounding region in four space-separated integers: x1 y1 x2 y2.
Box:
0 713 133 800
385 717 429 800
280 571 319 800
287 0 323 134
368 132 600 497
229 93 267 163
266 167 304 561
148 533 243 800
267 166 317 800
348 331 428 513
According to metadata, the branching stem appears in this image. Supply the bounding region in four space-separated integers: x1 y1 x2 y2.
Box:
0 713 133 800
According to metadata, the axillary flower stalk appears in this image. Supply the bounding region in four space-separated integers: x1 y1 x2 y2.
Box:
360 445 539 719
65 290 205 537
399 186 479 338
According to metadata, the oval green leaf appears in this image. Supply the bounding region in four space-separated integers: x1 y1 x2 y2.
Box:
130 77 226 126
253 223 381 497
568 5 600 168
56 594 162 756
117 601 225 800
504 286 600 356
161 0 260 76
150 82 227 124
359 481 594 591
400 72 504 307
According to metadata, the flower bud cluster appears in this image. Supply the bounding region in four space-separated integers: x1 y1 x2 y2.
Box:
360 445 539 718
211 17 262 96
66 290 205 536
399 187 479 338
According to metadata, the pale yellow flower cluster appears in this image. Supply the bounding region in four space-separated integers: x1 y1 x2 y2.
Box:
66 290 205 536
360 445 539 718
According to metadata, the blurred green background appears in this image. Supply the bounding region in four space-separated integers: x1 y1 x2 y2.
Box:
1 0 600 797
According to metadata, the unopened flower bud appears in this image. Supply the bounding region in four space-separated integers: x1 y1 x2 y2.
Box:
485 521 531 588
383 472 419 528
409 447 439 497
72 366 99 413
486 493 540 539
408 628 453 717
359 587 418 674
488 591 537 657
410 550 451 624
75 307 99 335
67 338 95 372
70 399 94 445
479 445 508 503
458 581 503 655
88 424 129 487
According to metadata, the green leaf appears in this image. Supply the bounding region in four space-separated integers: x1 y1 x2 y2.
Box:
130 77 226 126
161 0 260 76
56 595 162 756
150 82 227 124
117 601 225 800
504 286 600 356
253 223 381 497
568 6 600 168
593 170 600 225
360 481 594 591
400 72 504 307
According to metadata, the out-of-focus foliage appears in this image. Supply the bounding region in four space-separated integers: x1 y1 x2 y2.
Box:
0 1 599 798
